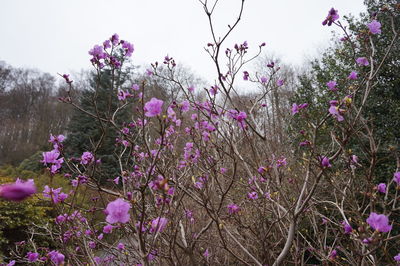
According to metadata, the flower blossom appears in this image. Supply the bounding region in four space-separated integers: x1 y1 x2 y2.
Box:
326 80 338 91
0 179 36 201
48 250 65 265
356 57 369 66
150 217 168 233
329 100 344 122
393 172 400 185
368 20 381 34
348 71 358 80
227 203 240 215
291 103 308 115
105 198 131 224
322 8 339 26
342 221 353 234
81 151 94 165
320 156 332 168
366 212 392 233
27 252 39 262
376 183 386 194
144 98 164 117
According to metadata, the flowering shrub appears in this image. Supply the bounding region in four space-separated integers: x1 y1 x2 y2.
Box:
2 1 400 265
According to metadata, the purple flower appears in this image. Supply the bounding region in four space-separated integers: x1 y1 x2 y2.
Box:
103 224 114 234
368 20 381 34
348 71 358 80
105 198 131 224
260 76 268 83
394 253 400 262
342 221 353 234
356 57 369 66
42 150 60 164
122 41 134 57
248 191 258 200
0 179 36 201
322 8 339 26
366 212 392 233
203 248 210 259
117 89 131 101
150 217 168 233
329 249 337 260
27 252 39 262
393 172 400 185
321 156 332 168
326 80 338 91
243 71 249 81
48 250 65 265
89 241 96 249
291 103 308 115
111 33 119 45
377 183 386 194
329 101 344 122
117 243 125 250
81 151 94 165
227 203 240 215
144 98 164 117
277 79 284 86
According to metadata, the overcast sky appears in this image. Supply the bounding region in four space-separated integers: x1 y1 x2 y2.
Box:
0 0 366 82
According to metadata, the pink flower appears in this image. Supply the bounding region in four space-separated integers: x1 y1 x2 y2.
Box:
348 71 358 80
81 151 94 165
150 217 168 233
48 250 65 265
377 183 386 194
321 156 332 168
322 8 339 26
393 172 400 185
103 224 114 234
277 79 284 86
366 212 392 233
291 103 308 115
342 221 353 234
356 57 369 66
0 179 36 201
117 243 125 250
105 198 131 224
368 20 381 34
329 101 344 122
326 80 338 91
144 98 164 117
227 203 240 214
248 191 258 200
26 252 39 262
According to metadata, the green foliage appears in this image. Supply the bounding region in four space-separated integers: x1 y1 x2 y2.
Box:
0 175 53 257
64 69 136 183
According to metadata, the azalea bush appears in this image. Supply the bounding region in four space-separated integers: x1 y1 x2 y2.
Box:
1 1 399 265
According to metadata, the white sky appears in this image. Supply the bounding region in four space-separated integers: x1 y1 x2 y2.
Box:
0 0 366 82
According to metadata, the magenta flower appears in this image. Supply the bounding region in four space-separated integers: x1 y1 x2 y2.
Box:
348 71 358 80
42 150 60 164
105 198 131 224
329 249 337 260
329 101 344 122
89 241 96 249
320 156 332 168
150 217 168 233
377 183 386 194
368 20 381 35
48 250 65 265
203 248 210 259
0 179 36 201
326 80 338 91
103 224 114 234
394 253 400 262
322 8 339 26
342 221 353 234
122 41 134 57
393 172 400 185
356 57 369 66
277 79 284 86
26 252 39 262
227 203 240 215
260 76 268 83
81 151 94 165
144 98 164 117
243 71 249 81
117 243 125 250
366 212 392 233
291 103 308 115
248 191 258 200
111 33 119 45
